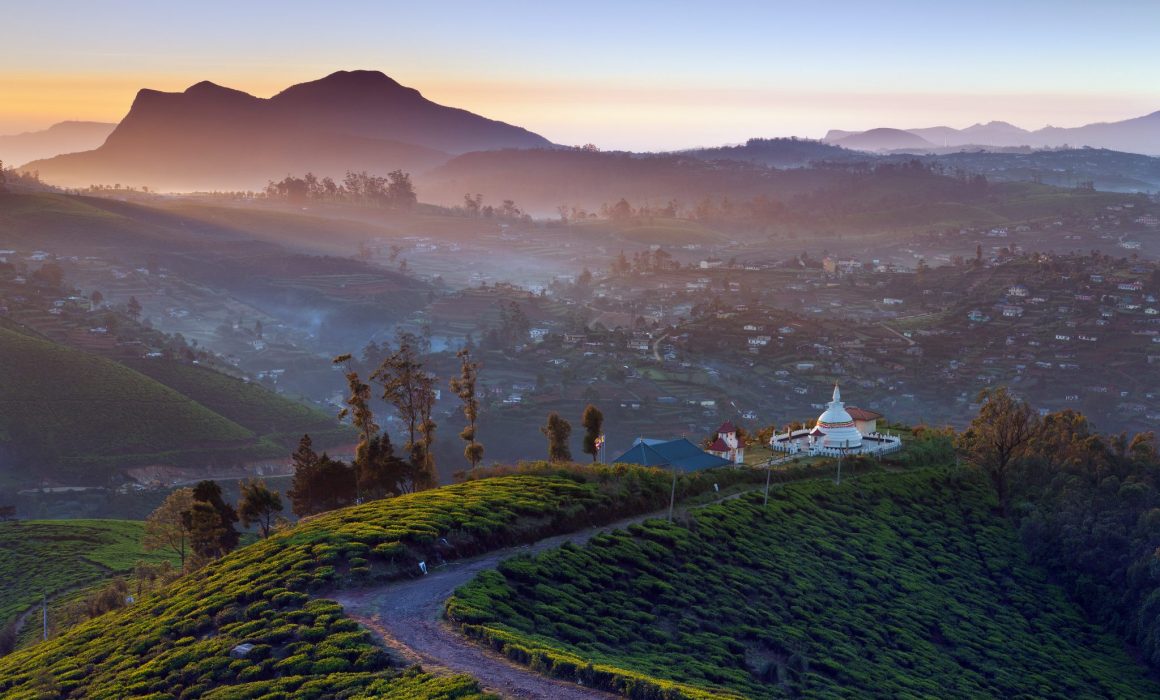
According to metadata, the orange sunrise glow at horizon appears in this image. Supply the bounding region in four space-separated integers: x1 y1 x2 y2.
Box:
1 1 1157 151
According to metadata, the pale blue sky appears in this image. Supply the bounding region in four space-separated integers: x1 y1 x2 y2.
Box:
2 0 1158 149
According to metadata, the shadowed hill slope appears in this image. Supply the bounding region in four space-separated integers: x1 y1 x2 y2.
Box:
0 324 340 486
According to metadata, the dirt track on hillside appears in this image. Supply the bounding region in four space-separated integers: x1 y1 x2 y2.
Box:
333 490 760 699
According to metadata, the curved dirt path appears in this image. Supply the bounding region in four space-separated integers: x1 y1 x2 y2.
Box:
333 491 758 699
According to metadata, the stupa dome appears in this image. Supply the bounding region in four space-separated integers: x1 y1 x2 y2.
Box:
815 384 863 449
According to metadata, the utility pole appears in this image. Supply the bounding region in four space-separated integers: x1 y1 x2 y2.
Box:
763 461 772 506
667 468 677 522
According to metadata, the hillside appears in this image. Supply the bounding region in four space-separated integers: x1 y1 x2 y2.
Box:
0 520 176 634
447 469 1159 698
0 325 313 486
0 121 116 165
831 127 935 152
123 359 347 446
0 469 682 698
425 148 837 212
23 70 553 191
680 138 857 168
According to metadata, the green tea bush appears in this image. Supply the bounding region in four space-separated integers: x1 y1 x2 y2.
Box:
448 469 1160 699
0 468 694 698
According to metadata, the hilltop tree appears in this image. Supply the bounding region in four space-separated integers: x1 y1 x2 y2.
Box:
143 488 195 571
386 169 417 208
581 403 604 462
189 480 239 557
288 434 321 517
238 479 283 538
957 386 1036 513
358 431 417 497
333 353 378 498
90 290 104 307
373 332 437 490
288 434 358 515
541 412 573 463
184 501 227 565
127 296 142 320
450 348 484 468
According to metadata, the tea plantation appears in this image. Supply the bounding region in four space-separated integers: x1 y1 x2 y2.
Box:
0 324 343 486
0 519 177 631
447 469 1160 699
0 468 681 699
123 359 350 447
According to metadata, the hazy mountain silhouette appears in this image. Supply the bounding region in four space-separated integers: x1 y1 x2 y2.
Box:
825 111 1160 154
23 71 553 191
830 128 935 152
0 121 116 166
908 121 1030 148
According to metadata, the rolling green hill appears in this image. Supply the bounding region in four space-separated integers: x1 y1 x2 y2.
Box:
123 359 348 446
0 325 334 486
0 468 683 699
447 469 1159 698
0 520 176 632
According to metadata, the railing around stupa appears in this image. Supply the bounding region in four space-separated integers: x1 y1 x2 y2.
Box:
769 431 901 456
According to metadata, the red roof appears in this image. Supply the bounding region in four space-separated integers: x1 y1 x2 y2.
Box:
717 421 736 434
846 406 883 421
708 438 731 452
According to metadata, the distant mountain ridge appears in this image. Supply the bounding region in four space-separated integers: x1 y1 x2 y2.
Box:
23 70 553 191
0 121 116 166
823 111 1160 154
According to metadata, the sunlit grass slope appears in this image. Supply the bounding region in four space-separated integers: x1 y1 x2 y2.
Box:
448 469 1159 699
0 519 176 629
0 469 680 699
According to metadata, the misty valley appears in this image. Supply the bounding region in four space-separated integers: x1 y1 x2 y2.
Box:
3 17 1160 699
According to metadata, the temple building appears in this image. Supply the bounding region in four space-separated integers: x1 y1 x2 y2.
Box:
706 421 745 464
770 384 901 457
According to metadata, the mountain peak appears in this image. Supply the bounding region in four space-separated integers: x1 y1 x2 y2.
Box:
317 70 403 88
183 81 256 101
274 70 414 100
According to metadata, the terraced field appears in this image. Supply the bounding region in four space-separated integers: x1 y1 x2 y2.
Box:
447 469 1159 699
0 468 692 699
0 520 176 631
0 323 345 485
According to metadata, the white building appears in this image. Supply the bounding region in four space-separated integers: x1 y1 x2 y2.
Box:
770 384 901 457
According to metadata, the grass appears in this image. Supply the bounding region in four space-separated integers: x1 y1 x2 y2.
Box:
0 520 176 630
0 466 722 699
124 359 348 446
0 325 258 483
447 468 1159 699
0 325 345 485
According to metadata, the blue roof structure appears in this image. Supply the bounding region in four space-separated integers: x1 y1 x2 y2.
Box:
610 438 732 472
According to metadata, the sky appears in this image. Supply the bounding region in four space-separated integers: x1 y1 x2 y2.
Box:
2 0 1158 150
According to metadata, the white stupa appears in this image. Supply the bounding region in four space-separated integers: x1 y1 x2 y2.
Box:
812 384 863 449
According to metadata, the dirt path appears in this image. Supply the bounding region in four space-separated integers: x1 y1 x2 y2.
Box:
651 330 669 362
333 490 757 699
